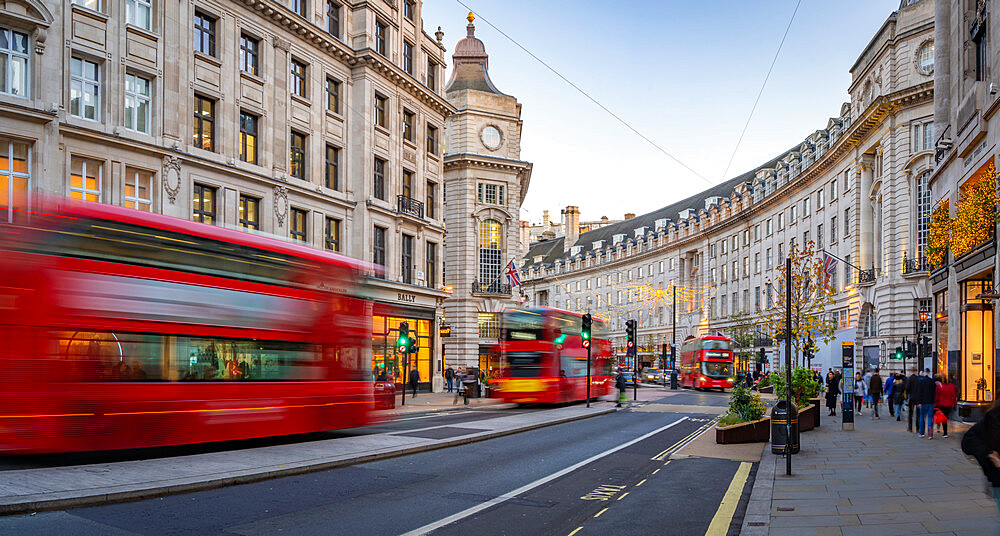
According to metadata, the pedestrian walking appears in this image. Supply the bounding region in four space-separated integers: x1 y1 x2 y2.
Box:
916 368 937 438
854 372 866 416
935 376 957 438
891 373 906 421
408 366 420 398
445 366 455 393
961 397 1000 515
869 368 883 419
906 367 921 432
884 373 895 417
825 371 840 416
862 368 873 408
615 370 627 408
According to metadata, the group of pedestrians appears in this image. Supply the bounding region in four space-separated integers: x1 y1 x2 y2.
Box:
822 366 957 439
444 366 480 405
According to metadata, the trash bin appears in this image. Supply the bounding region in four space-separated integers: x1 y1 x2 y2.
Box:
670 370 678 390
771 399 799 455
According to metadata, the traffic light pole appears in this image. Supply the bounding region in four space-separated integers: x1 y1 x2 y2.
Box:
399 346 406 406
586 341 591 408
785 256 793 476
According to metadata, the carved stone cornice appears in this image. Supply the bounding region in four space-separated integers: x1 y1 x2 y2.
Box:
443 153 532 174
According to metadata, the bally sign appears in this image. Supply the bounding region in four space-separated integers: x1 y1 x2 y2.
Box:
397 293 416 303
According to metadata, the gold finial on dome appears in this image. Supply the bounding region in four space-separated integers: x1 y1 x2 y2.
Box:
467 12 475 23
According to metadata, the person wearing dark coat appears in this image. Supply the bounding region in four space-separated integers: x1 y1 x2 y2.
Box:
869 369 883 419
905 368 921 432
915 369 937 438
408 367 420 397
961 399 1000 515
825 371 840 416
615 372 627 407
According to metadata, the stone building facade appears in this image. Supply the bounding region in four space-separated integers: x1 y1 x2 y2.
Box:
520 0 936 377
0 0 455 389
442 14 532 374
929 0 998 418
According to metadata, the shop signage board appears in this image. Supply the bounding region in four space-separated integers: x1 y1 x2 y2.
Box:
842 341 854 431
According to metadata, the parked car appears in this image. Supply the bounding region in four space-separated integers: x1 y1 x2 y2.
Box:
640 367 664 383
620 371 637 385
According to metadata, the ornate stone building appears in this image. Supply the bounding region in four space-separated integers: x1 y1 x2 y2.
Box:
442 14 532 373
520 0 936 377
0 0 455 389
929 0 998 418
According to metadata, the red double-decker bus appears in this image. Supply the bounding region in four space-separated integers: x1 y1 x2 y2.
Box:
493 307 613 404
0 199 382 454
679 335 735 391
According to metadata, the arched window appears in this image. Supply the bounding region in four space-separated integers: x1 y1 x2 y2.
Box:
916 170 931 258
478 219 502 292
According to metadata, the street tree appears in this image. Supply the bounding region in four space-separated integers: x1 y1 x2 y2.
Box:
727 310 759 373
764 239 837 367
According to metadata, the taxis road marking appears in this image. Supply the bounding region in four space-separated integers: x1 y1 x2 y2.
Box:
580 484 626 501
400 416 689 536
705 462 752 536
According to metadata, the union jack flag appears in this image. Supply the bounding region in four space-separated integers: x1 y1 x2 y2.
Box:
504 260 521 287
821 252 838 281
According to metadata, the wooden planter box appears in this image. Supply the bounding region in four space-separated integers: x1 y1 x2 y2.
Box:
798 404 816 432
716 417 770 444
759 385 773 394
809 397 821 428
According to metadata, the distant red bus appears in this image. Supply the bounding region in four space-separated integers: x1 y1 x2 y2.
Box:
679 335 735 391
0 199 382 454
493 307 613 404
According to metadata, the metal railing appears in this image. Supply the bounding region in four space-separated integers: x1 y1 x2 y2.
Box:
902 255 930 275
396 195 424 219
858 268 877 284
472 279 512 295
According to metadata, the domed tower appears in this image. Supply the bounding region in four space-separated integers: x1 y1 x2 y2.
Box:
443 13 533 371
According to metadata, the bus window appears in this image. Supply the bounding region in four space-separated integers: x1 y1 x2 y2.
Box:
702 361 733 378
703 340 732 351
507 351 544 377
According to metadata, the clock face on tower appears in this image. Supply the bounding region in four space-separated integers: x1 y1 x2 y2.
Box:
480 125 502 151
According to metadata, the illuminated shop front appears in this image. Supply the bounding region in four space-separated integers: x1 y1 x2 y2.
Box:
959 280 995 412
372 304 434 391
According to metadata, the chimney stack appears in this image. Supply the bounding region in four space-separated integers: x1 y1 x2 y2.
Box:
519 220 530 257
562 206 581 253
624 212 636 220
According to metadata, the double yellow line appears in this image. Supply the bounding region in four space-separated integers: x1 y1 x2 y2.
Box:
650 416 719 461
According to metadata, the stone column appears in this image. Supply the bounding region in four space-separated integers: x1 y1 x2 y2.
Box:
859 157 875 270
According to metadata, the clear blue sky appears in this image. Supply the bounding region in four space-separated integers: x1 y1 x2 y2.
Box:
420 0 903 223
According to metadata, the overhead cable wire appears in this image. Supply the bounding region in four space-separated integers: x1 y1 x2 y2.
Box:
719 0 803 182
455 0 713 185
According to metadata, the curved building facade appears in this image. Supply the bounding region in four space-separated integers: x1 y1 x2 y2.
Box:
520 0 936 375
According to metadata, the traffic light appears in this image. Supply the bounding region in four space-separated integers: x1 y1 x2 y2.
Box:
625 319 636 355
581 314 592 349
397 322 411 354
893 346 904 360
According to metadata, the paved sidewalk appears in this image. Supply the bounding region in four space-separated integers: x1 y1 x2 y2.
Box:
741 409 1000 535
0 401 617 515
376 391 513 419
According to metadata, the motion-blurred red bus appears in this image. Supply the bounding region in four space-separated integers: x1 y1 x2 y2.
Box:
0 199 383 454
679 335 735 391
493 307 612 404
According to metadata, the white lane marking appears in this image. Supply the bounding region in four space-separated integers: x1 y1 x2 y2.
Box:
399 416 690 536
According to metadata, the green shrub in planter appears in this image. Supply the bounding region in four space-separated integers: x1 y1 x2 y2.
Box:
768 366 821 408
727 383 766 423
